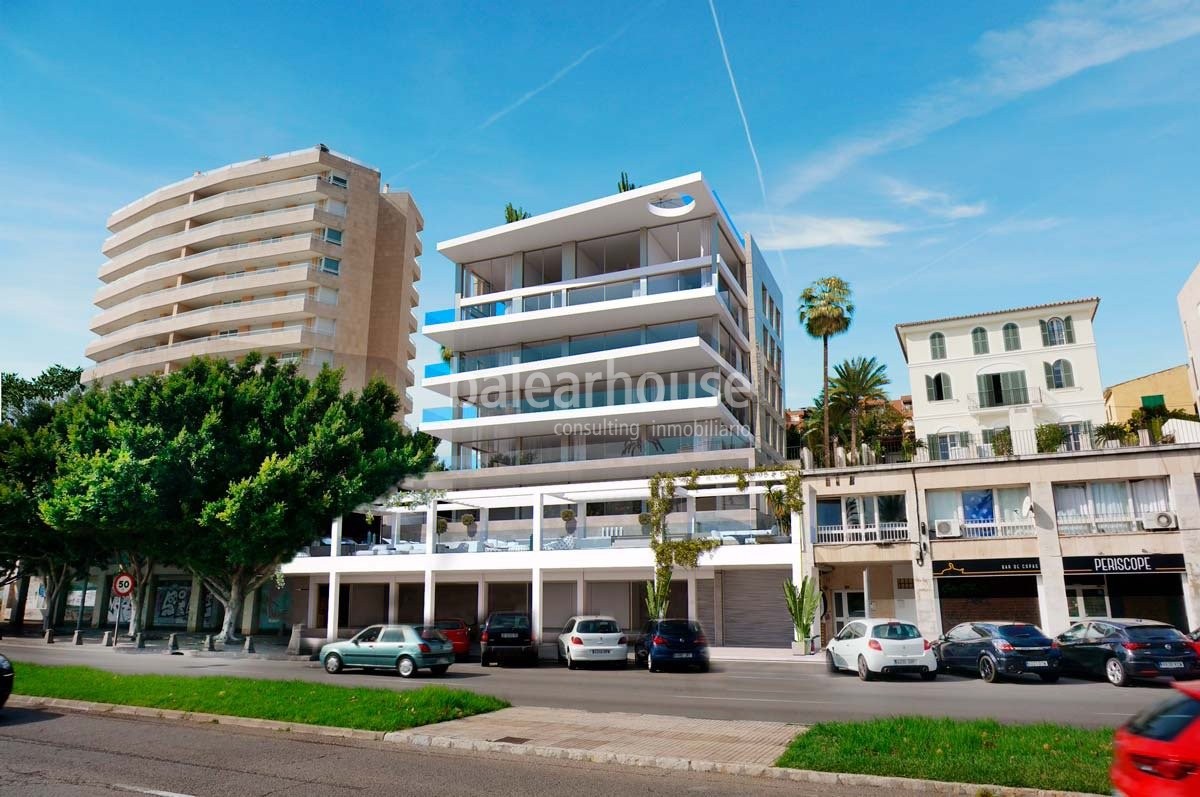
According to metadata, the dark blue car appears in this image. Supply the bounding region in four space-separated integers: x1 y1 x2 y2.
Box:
1056 618 1200 687
933 621 1061 683
634 619 710 672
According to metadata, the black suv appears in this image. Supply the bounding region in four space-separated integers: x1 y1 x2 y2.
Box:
933 621 1061 683
1056 618 1200 687
480 612 538 667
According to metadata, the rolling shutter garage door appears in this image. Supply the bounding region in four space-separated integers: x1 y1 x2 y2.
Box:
721 569 792 648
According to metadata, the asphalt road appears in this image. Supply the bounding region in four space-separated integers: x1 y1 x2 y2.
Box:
1 639 1173 728
0 709 877 797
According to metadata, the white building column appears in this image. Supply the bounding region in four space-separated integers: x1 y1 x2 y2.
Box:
862 568 871 617
387 581 398 625
908 480 940 638
1031 479 1070 634
306 576 319 628
1166 465 1200 630
532 491 544 552
477 574 487 626
424 502 437 555
531 567 543 651
423 569 435 626
575 572 585 615
330 515 342 557
325 572 340 641
686 573 697 619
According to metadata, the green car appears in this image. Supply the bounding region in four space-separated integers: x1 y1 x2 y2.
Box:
320 624 455 678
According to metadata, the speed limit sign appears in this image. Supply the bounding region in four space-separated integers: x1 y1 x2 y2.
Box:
112 572 135 597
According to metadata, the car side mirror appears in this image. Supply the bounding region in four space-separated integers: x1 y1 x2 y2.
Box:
352 639 360 645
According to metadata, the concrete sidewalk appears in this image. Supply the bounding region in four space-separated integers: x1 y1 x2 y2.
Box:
387 705 800 766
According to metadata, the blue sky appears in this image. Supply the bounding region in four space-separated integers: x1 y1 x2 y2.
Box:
1 1 1198 421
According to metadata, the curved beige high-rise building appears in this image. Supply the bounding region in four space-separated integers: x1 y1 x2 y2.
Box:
83 145 420 415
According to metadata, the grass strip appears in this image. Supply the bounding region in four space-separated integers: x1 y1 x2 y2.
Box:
11 662 508 732
776 716 1112 795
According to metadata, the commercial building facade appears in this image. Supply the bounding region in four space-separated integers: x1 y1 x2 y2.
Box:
82 145 421 413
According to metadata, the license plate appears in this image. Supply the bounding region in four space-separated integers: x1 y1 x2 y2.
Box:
437 657 452 664
592 649 610 654
1160 661 1185 669
893 658 915 665
1026 660 1048 668
673 653 692 659
501 633 517 638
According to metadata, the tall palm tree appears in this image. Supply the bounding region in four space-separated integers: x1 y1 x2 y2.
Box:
798 277 855 465
830 356 891 458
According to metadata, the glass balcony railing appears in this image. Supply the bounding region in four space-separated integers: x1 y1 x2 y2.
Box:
424 307 456 326
453 431 754 469
421 406 478 424
423 361 452 379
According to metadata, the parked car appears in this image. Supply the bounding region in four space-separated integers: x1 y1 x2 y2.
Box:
0 653 12 709
933 621 1061 683
557 615 627 669
826 618 937 681
435 618 471 658
634 618 710 672
1111 681 1200 796
320 624 454 678
480 611 538 667
1055 619 1200 687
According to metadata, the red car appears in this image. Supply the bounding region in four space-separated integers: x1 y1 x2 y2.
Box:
435 619 471 657
1112 681 1200 796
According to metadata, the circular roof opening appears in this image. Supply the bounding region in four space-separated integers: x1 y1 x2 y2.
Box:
647 192 696 218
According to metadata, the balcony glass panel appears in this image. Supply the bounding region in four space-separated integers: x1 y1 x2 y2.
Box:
424 362 452 379
424 307 456 326
567 277 639 306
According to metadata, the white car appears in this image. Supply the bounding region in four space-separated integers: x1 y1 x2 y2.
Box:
558 615 628 669
826 618 938 681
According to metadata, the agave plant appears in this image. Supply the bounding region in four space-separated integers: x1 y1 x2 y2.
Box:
783 575 820 647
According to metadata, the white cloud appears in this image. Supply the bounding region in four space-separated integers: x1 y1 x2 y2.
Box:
742 213 905 250
776 0 1200 201
986 216 1068 234
882 178 988 219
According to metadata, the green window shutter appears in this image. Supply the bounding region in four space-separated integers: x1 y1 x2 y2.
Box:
1060 360 1074 388
942 375 953 400
1039 320 1050 346
925 374 936 402
976 374 990 404
1003 323 1020 351
926 434 939 460
1142 394 1166 409
1063 316 1075 344
1043 361 1054 389
959 432 972 449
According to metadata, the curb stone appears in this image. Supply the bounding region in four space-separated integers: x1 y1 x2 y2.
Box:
7 695 1103 796
380 729 1103 797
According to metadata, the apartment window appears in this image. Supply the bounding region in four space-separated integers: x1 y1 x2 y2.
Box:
216 329 238 338
314 317 336 336
929 332 946 360
1044 359 1075 389
323 228 343 245
976 370 1029 407
1053 478 1170 534
1003 322 1021 351
1040 316 1074 346
522 246 563 287
925 372 952 401
315 287 339 305
278 351 302 363
927 486 1032 535
328 173 348 188
577 231 641 276
325 199 347 216
971 327 989 355
320 257 341 275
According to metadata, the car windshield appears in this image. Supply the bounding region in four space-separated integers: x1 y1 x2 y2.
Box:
413 626 449 642
1127 625 1186 642
872 623 921 640
434 620 464 631
1125 692 1200 741
488 615 529 631
997 624 1046 640
577 619 619 634
658 620 701 636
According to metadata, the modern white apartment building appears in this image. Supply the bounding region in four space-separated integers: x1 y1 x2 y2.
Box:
897 298 1107 460
82 146 422 413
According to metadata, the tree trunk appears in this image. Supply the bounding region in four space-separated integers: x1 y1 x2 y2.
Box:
822 335 831 465
849 409 859 462
125 557 154 636
215 579 243 644
11 575 30 628
40 563 71 632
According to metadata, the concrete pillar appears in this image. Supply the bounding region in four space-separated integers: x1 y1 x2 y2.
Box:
330 516 343 558
1183 573 1198 631
532 492 544 552
423 569 435 626
909 479 940 637
425 503 437 555
305 576 319 628
686 573 697 619
1030 479 1070 634
186 575 203 632
575 573 585 616
713 571 724 646
686 493 697 535
531 566 543 648
387 582 398 625
1167 466 1200 629
91 574 109 628
325 572 340 641
862 568 871 617
476 574 487 626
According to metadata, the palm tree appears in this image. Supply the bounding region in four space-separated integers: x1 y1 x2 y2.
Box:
504 202 531 223
798 277 855 465
617 172 636 192
830 356 890 458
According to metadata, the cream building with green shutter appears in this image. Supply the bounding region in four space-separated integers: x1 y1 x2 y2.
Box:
896 298 1108 460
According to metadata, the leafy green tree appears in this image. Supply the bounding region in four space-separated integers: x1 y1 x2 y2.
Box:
617 172 636 192
830 356 891 458
1 365 82 424
504 203 531 223
798 277 854 466
46 356 436 642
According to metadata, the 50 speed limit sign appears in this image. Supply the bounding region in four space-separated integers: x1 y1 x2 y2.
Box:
112 572 135 598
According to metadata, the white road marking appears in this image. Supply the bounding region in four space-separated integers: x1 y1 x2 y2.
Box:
678 695 835 705
113 785 198 797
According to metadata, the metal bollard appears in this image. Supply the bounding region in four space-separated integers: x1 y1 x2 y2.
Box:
72 630 83 645
44 629 55 644
101 631 113 647
242 636 255 654
167 633 179 652
202 634 215 652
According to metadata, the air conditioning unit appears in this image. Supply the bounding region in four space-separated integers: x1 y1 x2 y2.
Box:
935 519 962 538
1142 511 1179 531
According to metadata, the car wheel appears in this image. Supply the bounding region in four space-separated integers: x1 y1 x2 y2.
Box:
825 650 838 673
697 660 710 673
920 669 937 681
1039 673 1060 683
857 655 874 682
430 664 449 676
566 650 578 670
1105 657 1129 687
323 653 343 674
397 656 417 678
557 647 566 666
978 655 999 683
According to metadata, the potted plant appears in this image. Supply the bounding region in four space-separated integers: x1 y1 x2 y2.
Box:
459 513 476 538
560 508 577 534
783 575 821 654
1035 423 1067 453
991 427 1013 456
1092 422 1127 449
637 512 652 533
436 517 448 535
